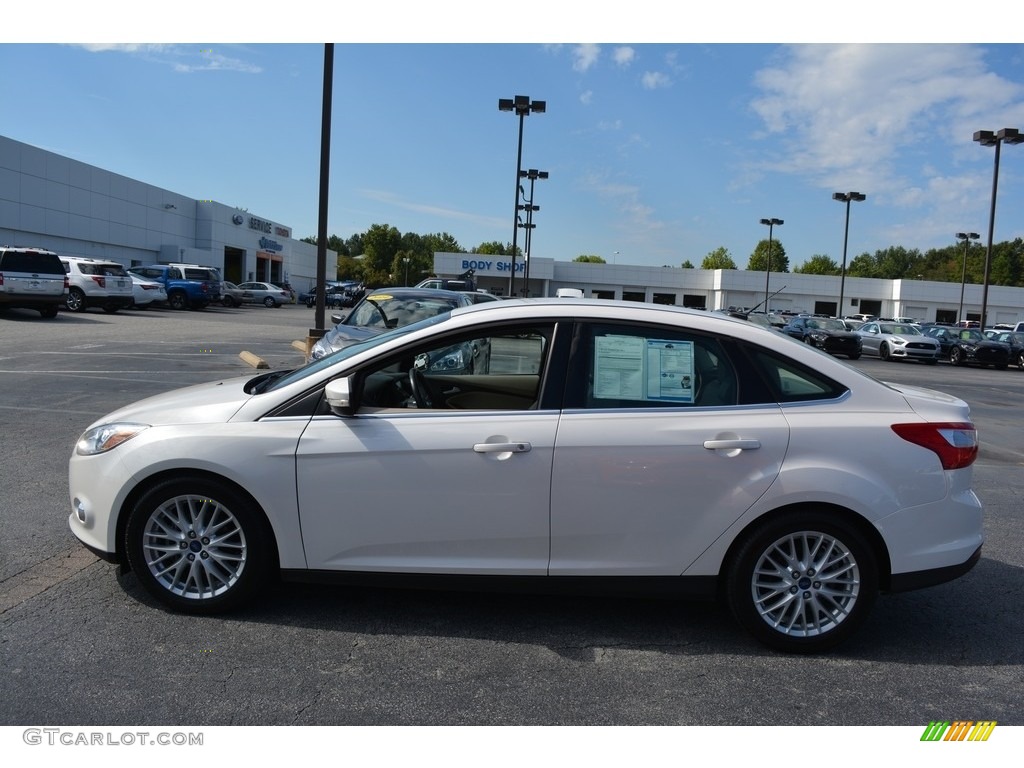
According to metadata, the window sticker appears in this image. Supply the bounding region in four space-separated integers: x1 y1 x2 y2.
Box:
594 335 695 403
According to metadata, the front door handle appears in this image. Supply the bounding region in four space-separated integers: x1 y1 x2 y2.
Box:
703 439 761 451
474 441 532 454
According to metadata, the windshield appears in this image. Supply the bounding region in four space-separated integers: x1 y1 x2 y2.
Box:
880 324 922 335
345 292 464 330
263 312 454 393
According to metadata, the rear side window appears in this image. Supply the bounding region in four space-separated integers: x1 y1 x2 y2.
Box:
743 346 848 403
0 251 64 274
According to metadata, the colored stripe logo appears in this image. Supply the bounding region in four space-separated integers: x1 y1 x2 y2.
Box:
921 721 997 741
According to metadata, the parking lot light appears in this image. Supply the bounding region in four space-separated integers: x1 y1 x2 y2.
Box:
956 232 980 324
974 128 1022 329
832 192 866 318
759 218 783 311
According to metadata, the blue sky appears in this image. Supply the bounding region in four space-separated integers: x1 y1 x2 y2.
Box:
4 9 1024 269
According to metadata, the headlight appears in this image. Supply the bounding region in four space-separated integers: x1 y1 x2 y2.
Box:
430 347 467 371
76 423 149 455
890 336 907 345
310 338 331 361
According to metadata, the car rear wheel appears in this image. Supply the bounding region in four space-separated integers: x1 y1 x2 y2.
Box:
168 291 188 311
125 477 271 614
726 511 878 653
263 296 276 308
66 287 86 312
1018 352 1024 371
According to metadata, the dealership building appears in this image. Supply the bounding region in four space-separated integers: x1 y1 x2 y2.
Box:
1 135 328 289
5 133 1023 326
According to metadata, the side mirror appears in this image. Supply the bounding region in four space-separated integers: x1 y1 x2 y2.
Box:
325 377 357 416
330 312 346 325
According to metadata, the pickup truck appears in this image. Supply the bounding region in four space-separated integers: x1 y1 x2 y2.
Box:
130 264 222 310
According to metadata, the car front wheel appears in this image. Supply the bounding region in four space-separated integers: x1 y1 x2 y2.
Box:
950 347 966 366
726 511 878 653
879 343 891 361
1018 352 1024 371
125 477 271 614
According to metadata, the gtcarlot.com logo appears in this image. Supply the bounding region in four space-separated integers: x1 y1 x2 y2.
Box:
921 721 997 742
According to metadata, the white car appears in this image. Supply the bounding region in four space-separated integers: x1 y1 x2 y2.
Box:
127 272 168 309
236 281 291 308
856 321 942 364
67 299 983 652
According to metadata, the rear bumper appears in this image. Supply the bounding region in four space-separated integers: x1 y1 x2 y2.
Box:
888 545 981 592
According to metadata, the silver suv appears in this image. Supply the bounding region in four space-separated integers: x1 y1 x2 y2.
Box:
61 256 134 313
0 246 68 318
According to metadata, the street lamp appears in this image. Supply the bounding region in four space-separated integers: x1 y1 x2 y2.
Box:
759 218 783 310
518 168 548 296
974 128 1023 329
832 192 866 318
402 256 409 286
498 95 546 297
955 232 980 324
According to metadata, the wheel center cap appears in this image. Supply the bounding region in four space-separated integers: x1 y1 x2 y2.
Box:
798 576 812 590
189 540 203 553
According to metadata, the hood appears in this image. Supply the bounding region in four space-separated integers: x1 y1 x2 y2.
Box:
324 324 384 351
85 376 252 430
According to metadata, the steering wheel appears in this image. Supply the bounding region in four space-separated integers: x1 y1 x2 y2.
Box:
408 368 433 408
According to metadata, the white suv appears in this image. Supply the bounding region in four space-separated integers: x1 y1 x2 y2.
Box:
61 256 134 313
0 246 68 318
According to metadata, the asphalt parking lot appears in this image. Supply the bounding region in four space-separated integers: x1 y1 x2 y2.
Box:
1 304 1022 726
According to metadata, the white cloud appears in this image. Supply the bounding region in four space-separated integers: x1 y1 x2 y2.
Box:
573 44 600 72
580 90 593 105
73 43 261 74
613 47 635 66
749 44 1024 199
641 71 671 89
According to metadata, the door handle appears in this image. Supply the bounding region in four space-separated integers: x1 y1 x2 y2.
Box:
703 439 761 451
474 442 532 454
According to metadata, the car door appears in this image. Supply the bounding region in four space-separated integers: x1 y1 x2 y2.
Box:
858 322 881 355
548 321 790 575
295 322 561 574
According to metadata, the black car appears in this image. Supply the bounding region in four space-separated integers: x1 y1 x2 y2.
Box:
988 330 1024 369
303 281 365 309
780 316 862 359
923 327 1011 369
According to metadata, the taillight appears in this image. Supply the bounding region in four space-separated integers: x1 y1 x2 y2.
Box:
891 422 978 470
90 276 106 288
0 272 4 286
64 276 70 290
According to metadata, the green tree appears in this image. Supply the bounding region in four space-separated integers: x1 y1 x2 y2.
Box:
473 241 518 255
574 254 607 263
794 254 840 275
701 247 737 270
746 239 789 272
681 260 695 269
361 224 402 286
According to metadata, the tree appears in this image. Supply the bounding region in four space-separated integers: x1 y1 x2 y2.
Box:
747 239 789 273
361 224 402 286
574 254 606 263
794 255 840 275
701 247 737 270
473 241 517 255
681 260 695 269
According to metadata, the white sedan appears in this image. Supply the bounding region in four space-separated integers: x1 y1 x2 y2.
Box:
127 272 168 309
67 300 983 652
235 281 291 307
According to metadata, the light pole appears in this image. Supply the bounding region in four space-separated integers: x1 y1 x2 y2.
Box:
402 257 409 286
974 128 1022 329
498 95 545 297
956 232 980 324
832 192 865 319
518 168 547 296
759 218 783 311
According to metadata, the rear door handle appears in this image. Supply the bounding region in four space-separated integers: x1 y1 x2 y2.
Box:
474 442 532 454
703 439 761 451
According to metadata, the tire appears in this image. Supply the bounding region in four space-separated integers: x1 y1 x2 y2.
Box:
263 296 276 308
66 287 87 313
726 510 878 653
950 347 967 366
39 306 58 318
168 291 188 311
124 476 271 614
222 296 236 308
879 343 891 361
1018 352 1024 371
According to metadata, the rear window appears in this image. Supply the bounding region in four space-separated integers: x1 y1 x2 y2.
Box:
0 251 64 275
78 262 128 277
184 268 219 281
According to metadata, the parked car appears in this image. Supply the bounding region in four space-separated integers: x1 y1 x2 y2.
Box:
308 287 478 361
130 264 221 310
219 281 250 308
855 321 941 364
461 291 500 304
236 281 292 308
61 256 134 313
0 246 67 318
780 316 862 359
922 326 1011 369
68 299 983 653
127 272 168 309
986 331 1024 369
